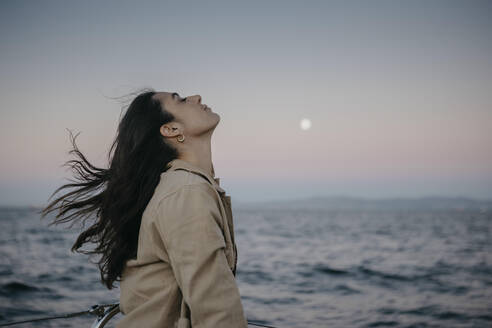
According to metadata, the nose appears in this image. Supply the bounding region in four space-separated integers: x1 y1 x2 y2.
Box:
190 95 201 104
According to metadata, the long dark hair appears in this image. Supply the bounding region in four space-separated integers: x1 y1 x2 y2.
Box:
38 88 178 289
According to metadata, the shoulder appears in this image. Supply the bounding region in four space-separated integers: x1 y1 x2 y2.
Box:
158 182 219 212
143 170 212 221
153 169 211 200
154 170 221 214
153 180 224 236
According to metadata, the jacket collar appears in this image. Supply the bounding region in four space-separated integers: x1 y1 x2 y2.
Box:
166 158 226 195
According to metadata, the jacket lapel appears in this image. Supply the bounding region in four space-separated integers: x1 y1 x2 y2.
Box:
165 159 237 275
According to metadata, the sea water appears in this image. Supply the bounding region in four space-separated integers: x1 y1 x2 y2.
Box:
0 204 491 327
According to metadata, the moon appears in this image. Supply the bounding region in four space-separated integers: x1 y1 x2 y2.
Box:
300 118 312 130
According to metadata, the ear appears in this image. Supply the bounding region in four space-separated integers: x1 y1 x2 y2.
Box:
159 123 181 138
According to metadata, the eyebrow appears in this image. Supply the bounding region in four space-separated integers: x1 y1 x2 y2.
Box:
172 92 179 100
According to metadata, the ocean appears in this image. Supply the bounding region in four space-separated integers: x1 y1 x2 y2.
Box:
0 200 491 327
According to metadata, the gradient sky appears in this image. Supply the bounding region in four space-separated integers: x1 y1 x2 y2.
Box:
1 0 491 206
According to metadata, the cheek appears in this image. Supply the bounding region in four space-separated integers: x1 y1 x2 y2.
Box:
182 112 205 131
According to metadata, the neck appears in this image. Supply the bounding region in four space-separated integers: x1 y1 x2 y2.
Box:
177 136 214 178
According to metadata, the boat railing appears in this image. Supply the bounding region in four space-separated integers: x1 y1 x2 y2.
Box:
0 302 121 328
0 302 279 327
90 303 121 328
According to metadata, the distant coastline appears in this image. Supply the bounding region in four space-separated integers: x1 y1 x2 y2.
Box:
232 196 492 211
1 196 491 212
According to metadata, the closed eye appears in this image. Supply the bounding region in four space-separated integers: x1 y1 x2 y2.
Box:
172 92 186 103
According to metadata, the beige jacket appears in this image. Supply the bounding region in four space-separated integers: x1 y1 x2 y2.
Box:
115 158 248 328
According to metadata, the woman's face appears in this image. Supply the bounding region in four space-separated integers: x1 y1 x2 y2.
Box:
153 91 220 140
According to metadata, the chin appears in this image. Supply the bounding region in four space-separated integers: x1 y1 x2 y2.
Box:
213 112 220 123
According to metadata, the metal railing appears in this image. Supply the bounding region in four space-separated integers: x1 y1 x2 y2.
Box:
0 302 279 328
90 303 121 328
0 303 120 327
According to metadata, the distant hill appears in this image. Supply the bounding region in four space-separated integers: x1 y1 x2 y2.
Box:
1 196 490 212
232 196 492 211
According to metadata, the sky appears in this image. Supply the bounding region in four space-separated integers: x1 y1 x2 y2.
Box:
0 0 491 206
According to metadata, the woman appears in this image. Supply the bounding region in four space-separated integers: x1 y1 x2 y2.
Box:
39 88 248 327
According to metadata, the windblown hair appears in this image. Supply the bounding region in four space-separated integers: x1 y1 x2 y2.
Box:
39 88 178 289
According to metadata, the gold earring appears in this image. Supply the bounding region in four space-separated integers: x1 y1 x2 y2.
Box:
177 134 185 142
